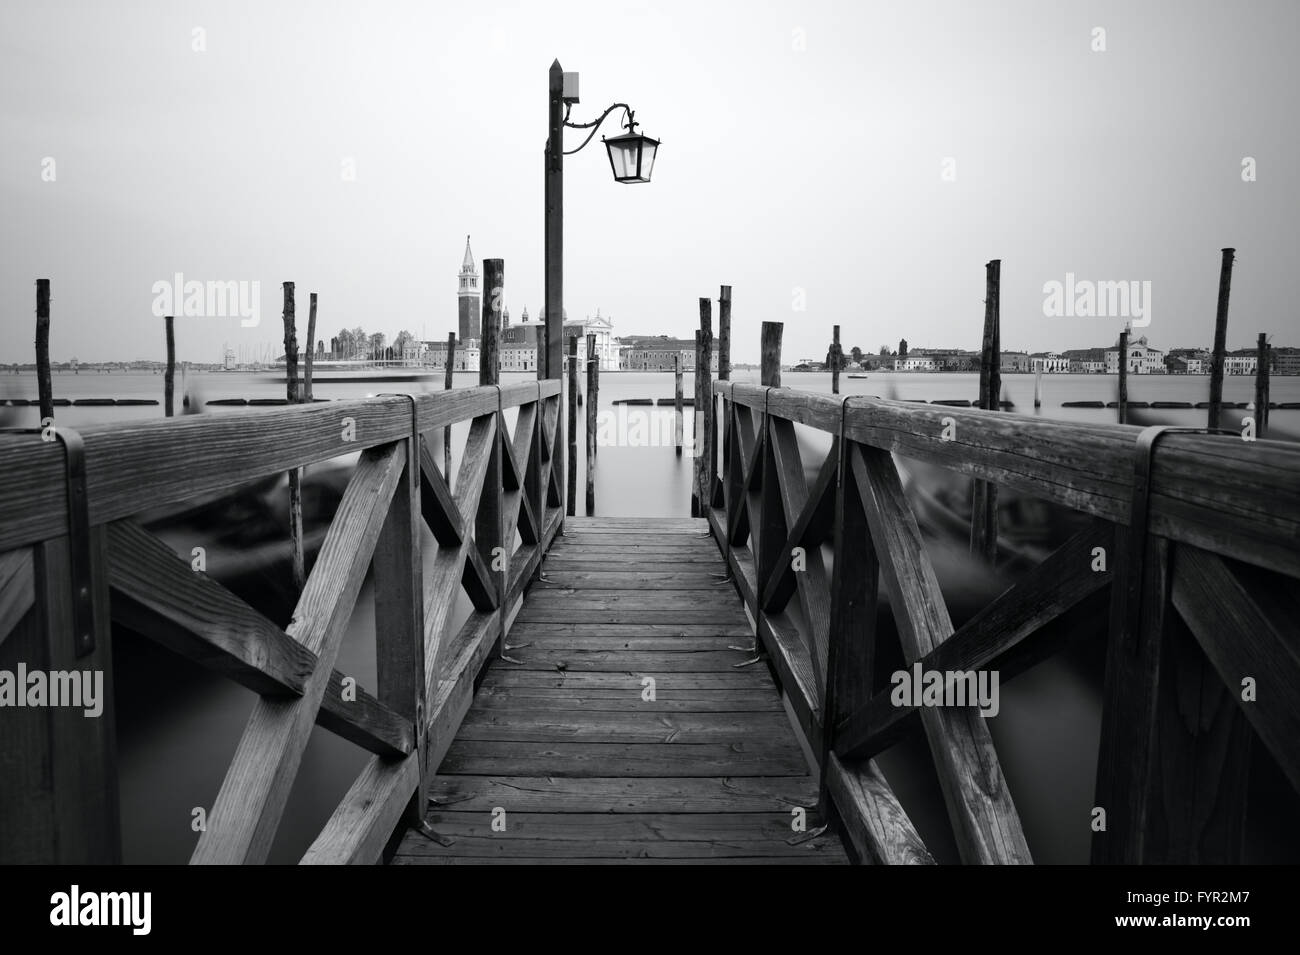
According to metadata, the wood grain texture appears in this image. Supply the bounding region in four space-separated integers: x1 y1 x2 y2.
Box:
395 518 847 865
851 443 1031 865
826 753 933 865
715 383 1300 578
192 442 405 864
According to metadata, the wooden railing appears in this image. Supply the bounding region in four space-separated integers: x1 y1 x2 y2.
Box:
708 379 1300 864
0 380 563 864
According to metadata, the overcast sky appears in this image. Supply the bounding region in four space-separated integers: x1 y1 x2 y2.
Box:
2 0 1297 364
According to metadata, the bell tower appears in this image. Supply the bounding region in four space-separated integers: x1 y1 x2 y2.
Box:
457 235 479 342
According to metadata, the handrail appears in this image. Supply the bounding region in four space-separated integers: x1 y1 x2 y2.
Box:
0 382 565 864
708 380 1300 865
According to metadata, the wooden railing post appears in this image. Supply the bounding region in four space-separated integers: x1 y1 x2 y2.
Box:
282 282 306 591
164 315 176 417
36 279 53 424
443 332 456 478
566 336 578 518
830 324 841 395
1207 248 1235 430
756 321 784 616
970 260 1000 564
692 299 714 518
480 259 505 604
1254 333 1270 439
717 286 731 508
674 355 684 457
373 417 427 828
1118 328 1129 424
821 437 877 812
305 293 317 403
585 332 598 515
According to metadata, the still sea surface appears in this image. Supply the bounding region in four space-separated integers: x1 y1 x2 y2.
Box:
3 369 1295 863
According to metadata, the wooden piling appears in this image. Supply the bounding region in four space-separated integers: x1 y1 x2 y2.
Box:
164 315 176 418
481 260 503 387
282 282 305 591
760 321 783 388
718 286 731 382
444 333 456 477
1033 369 1042 409
1207 248 1235 430
304 293 317 402
35 279 52 423
585 332 598 515
693 299 714 518
970 260 1000 564
479 259 504 606
567 336 578 517
831 324 841 395
1118 329 1129 425
674 355 684 457
1255 333 1270 439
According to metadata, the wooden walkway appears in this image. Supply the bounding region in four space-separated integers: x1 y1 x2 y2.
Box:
393 517 849 864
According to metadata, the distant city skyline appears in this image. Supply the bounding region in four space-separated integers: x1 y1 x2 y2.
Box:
3 1 1297 366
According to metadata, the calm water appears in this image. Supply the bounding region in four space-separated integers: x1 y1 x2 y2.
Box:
3 369 1295 863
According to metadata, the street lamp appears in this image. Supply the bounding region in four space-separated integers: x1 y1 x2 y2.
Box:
543 59 658 381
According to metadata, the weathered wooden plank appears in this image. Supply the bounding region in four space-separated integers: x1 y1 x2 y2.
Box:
517 609 749 625
427 774 817 813
506 622 753 638
761 443 838 612
418 810 836 848
0 548 34 648
851 443 1031 865
499 649 754 672
456 710 794 743
765 418 831 683
533 571 728 587
835 521 1113 761
424 414 496 692
40 531 122 863
717 384 1300 579
441 740 807 777
1091 531 1169 865
480 669 771 690
464 691 784 712
522 589 752 609
300 752 419 865
192 442 405 864
826 753 934 865
1171 545 1300 793
507 635 745 652
108 520 411 758
394 854 844 865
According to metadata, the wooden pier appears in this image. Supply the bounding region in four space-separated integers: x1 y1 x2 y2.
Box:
394 517 846 864
2 323 1298 865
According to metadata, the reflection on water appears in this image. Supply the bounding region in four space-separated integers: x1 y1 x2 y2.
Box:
4 370 1295 863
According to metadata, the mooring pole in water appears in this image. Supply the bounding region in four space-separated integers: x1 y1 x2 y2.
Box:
970 260 1000 564
304 293 317 403
831 324 842 395
164 315 176 417
443 332 456 477
282 282 306 592
1207 248 1235 430
586 332 598 516
480 258 504 607
36 279 53 424
567 335 578 517
1255 332 1270 439
674 355 684 457
1034 369 1042 409
1118 329 1129 425
693 298 714 518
